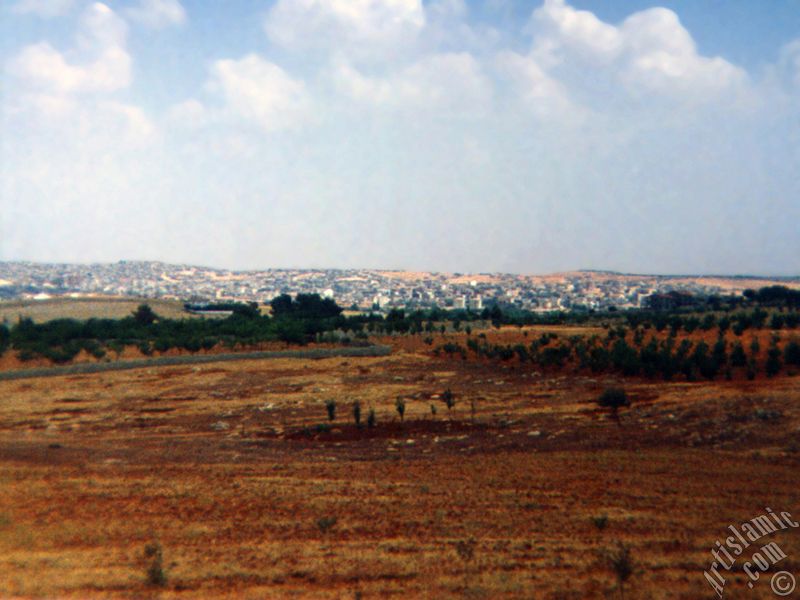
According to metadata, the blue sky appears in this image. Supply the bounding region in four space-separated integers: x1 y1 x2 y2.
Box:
2 0 799 275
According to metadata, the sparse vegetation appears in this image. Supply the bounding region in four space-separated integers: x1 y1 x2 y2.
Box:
1 284 799 599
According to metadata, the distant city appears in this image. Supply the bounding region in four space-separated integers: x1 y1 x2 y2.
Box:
0 261 797 312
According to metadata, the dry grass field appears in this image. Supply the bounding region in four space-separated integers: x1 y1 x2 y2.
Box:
1 330 799 599
0 298 189 324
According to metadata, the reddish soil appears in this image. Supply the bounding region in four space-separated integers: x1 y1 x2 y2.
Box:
0 335 798 598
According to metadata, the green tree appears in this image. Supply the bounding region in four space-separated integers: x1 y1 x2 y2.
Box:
766 345 782 377
597 387 630 423
785 340 800 367
0 324 9 356
731 342 747 367
133 304 158 326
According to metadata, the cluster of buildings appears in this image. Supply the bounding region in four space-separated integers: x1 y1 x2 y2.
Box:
0 260 788 313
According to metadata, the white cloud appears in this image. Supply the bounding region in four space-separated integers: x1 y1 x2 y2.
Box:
496 51 578 119
79 1 127 47
20 92 78 118
167 99 208 127
125 0 186 29
619 8 746 97
6 2 155 147
531 0 622 66
10 0 73 18
428 0 466 20
9 3 130 94
5 0 799 275
264 0 425 58
98 101 157 144
206 54 312 132
10 42 131 94
334 52 491 114
527 0 747 103
777 40 800 90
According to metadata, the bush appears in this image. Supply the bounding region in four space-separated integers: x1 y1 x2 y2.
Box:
144 542 166 587
455 538 476 563
317 516 337 533
325 399 336 422
597 388 629 422
395 397 406 422
605 543 634 598
442 388 455 412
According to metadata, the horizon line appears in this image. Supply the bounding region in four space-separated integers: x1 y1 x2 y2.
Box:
1 259 799 282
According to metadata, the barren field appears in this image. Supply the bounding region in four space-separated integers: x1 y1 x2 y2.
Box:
0 338 799 598
0 298 189 324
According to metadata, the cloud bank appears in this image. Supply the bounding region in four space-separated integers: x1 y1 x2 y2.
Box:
2 0 799 275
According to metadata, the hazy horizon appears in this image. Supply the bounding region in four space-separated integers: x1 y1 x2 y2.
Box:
2 0 799 275
2 257 798 280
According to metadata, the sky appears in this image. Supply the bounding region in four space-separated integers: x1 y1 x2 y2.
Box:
2 0 799 276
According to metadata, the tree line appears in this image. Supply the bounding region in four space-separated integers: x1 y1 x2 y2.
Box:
0 294 379 363
442 328 800 381
0 285 797 365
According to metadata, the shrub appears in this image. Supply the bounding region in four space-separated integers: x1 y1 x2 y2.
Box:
605 543 634 599
455 538 476 563
442 388 456 412
597 388 629 422
317 516 337 533
144 542 166 587
591 514 609 531
325 399 336 422
395 397 406 422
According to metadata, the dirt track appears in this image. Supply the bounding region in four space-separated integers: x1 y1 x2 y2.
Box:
0 345 391 382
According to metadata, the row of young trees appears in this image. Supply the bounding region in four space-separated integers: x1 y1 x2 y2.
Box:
444 332 800 381
1 285 798 364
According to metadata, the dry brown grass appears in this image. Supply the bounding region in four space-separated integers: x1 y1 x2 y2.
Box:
0 297 189 324
0 343 798 598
